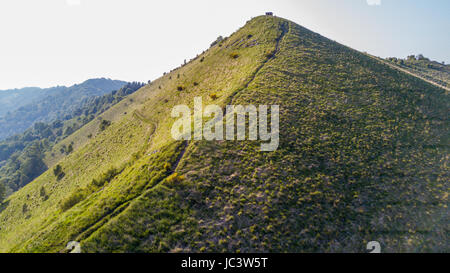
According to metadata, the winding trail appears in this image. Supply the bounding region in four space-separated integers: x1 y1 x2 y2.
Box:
133 110 158 144
224 21 290 106
73 110 159 243
70 22 290 248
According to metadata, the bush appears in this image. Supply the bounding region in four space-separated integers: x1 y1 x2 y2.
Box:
91 167 119 189
193 82 199 86
53 165 65 181
99 119 111 131
265 51 275 59
210 36 224 47
0 182 5 203
177 86 185 91
209 93 218 100
230 53 239 59
66 144 73 155
163 163 172 172
165 173 185 186
60 190 87 212
40 186 48 200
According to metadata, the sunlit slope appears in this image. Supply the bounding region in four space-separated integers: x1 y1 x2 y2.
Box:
0 16 284 252
0 15 448 252
83 17 448 252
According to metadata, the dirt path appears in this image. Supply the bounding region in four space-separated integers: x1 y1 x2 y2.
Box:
133 110 158 144
68 23 291 249
225 21 290 106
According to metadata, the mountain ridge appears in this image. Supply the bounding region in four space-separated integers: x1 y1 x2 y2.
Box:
0 82 144 195
0 78 127 140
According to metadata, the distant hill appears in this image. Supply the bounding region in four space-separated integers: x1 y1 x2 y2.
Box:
385 55 450 89
0 16 447 253
0 82 144 195
0 78 127 140
0 87 46 117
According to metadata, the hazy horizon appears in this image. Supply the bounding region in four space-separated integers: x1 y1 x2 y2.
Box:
0 0 449 90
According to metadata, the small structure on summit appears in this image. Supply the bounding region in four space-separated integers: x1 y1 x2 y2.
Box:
266 12 274 16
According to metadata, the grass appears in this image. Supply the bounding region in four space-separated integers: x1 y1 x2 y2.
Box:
0 15 448 253
0 15 283 252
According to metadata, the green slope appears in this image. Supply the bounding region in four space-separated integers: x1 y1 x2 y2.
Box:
0 15 448 253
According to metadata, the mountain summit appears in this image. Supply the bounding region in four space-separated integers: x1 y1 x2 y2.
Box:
0 15 448 253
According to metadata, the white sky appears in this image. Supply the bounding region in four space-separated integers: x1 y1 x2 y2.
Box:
0 0 448 89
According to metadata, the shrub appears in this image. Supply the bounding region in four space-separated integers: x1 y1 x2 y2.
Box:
90 179 102 188
99 119 111 131
230 52 239 59
66 144 73 155
177 86 185 91
265 51 275 59
209 93 218 100
210 36 224 47
53 165 65 181
163 163 172 172
60 190 87 212
22 203 28 214
193 82 199 86
40 186 48 200
0 182 5 203
91 167 119 189
165 173 185 186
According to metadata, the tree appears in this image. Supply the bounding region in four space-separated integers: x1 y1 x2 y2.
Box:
22 203 28 214
210 36 224 47
99 119 111 131
66 144 73 155
40 186 48 200
407 55 416 61
53 164 65 181
0 181 5 203
53 164 62 176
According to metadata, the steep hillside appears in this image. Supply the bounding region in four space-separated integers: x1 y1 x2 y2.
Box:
0 78 126 140
0 16 448 253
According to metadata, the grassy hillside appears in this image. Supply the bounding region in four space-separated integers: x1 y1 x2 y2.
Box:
0 16 448 253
